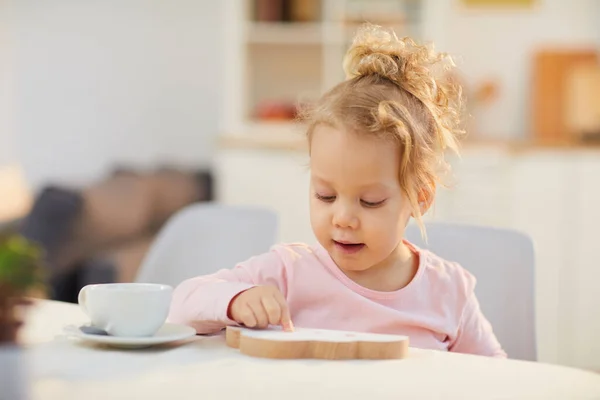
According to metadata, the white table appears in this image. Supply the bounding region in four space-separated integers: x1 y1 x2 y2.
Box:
5 299 600 399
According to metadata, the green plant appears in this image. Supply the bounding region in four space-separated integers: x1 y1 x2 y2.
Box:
0 234 46 344
0 234 45 291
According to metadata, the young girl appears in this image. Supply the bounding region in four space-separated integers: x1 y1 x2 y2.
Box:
168 24 506 358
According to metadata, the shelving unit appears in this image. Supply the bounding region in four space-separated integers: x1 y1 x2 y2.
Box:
220 0 424 140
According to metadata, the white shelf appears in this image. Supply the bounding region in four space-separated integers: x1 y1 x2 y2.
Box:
219 121 308 151
243 120 305 135
222 0 425 140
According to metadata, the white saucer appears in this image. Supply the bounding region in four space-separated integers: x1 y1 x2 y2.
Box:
65 323 197 349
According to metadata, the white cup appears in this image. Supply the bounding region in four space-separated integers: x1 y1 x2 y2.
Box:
78 283 173 337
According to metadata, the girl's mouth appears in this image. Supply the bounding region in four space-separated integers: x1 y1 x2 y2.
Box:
333 240 365 254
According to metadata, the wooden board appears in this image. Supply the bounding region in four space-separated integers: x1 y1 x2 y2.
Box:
225 326 409 360
564 64 600 140
531 50 598 143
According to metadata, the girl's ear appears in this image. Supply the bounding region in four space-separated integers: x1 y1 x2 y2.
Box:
413 184 436 217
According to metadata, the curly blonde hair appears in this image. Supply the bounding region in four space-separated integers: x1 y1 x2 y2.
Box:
301 23 465 236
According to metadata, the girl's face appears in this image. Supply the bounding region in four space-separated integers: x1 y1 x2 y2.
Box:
309 125 414 275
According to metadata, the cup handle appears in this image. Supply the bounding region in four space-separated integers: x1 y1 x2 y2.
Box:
78 285 89 316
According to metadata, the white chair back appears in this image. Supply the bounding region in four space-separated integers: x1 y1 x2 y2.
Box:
135 203 278 287
405 222 537 361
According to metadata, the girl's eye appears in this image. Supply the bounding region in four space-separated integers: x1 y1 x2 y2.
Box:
361 199 386 208
315 193 336 202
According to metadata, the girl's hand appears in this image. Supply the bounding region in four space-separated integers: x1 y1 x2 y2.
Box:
229 285 294 332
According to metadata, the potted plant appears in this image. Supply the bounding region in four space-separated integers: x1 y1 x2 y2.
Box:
0 233 45 400
0 233 46 344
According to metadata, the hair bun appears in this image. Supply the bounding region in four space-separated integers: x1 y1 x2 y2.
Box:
343 23 409 84
343 23 454 89
343 23 464 152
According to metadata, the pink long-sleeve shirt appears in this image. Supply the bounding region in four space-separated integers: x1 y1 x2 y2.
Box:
168 241 506 358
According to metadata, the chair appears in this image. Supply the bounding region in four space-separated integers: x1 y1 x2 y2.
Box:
135 203 278 288
404 222 537 361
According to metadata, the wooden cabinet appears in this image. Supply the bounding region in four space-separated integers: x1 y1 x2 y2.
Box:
214 145 600 370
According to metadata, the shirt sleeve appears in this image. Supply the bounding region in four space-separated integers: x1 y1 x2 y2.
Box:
167 248 288 334
449 292 507 358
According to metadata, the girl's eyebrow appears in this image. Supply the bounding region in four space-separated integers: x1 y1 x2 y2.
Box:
312 174 393 192
359 182 392 191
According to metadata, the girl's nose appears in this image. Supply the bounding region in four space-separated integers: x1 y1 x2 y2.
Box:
332 204 359 229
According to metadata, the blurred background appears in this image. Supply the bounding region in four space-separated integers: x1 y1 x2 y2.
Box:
1 0 599 371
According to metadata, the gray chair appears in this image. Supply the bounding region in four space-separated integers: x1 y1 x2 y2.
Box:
135 203 278 288
405 222 537 361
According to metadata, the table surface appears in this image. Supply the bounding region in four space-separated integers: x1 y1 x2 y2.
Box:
3 299 600 400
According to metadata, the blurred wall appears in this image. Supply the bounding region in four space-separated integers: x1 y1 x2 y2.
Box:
0 6 15 165
424 0 600 140
3 0 222 190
